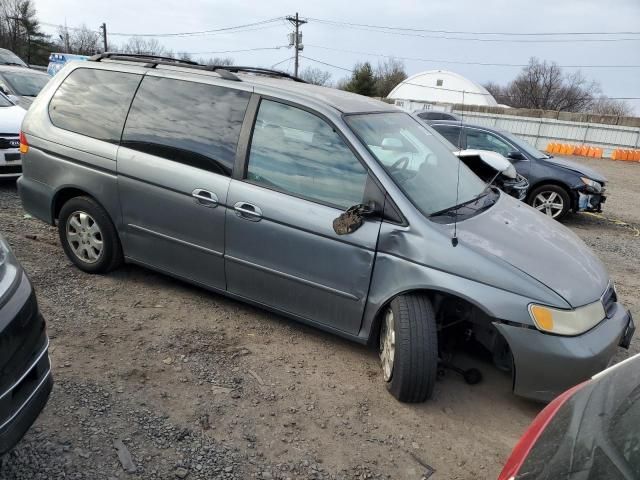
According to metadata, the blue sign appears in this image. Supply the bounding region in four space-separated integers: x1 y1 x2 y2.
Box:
47 53 89 76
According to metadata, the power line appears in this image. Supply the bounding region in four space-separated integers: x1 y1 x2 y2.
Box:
309 19 640 43
109 18 282 37
306 44 640 69
307 17 640 36
271 56 295 69
300 55 352 71
40 17 284 38
181 46 289 55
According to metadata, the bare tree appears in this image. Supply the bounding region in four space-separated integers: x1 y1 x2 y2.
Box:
374 58 407 97
201 57 234 66
483 81 511 105
590 96 633 116
121 37 166 56
63 24 98 55
0 0 51 63
177 51 192 61
299 66 331 86
491 57 610 113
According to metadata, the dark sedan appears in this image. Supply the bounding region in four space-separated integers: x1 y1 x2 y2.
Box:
430 121 607 220
0 234 52 455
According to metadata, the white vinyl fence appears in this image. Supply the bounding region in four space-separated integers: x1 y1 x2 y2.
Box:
450 110 640 156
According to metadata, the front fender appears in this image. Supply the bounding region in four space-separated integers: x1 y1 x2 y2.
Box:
358 252 564 343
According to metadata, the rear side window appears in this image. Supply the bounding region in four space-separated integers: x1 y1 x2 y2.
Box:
49 68 141 143
121 76 250 176
466 130 512 156
432 125 462 147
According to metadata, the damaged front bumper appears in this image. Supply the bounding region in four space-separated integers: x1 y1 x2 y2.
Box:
494 302 633 403
576 182 606 213
502 174 529 201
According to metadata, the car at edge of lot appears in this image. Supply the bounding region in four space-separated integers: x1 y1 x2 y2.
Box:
17 54 635 403
430 120 608 221
499 352 640 480
0 92 26 178
0 65 51 109
0 233 53 456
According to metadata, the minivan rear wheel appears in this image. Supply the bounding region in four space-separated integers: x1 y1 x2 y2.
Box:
58 196 123 274
379 294 438 403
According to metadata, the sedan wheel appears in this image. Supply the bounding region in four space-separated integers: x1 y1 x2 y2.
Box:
532 191 564 218
66 211 104 264
379 307 396 382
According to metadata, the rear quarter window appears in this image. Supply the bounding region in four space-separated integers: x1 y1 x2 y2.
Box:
48 68 142 143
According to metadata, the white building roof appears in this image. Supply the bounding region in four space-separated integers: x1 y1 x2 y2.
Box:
387 70 498 107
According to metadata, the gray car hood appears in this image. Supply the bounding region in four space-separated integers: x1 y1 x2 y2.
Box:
459 194 609 307
542 156 607 183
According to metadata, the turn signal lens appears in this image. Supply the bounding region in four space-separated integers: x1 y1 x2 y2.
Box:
530 305 554 331
528 301 605 336
19 131 28 154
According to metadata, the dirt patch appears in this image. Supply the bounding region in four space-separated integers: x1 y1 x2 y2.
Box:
1 163 637 479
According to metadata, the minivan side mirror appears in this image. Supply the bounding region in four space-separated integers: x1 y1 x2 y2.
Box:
333 203 376 235
507 151 526 161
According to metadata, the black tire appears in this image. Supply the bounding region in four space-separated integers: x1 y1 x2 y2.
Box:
380 294 438 403
527 184 571 221
58 196 123 274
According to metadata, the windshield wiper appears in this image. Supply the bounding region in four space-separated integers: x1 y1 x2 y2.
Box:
429 191 491 217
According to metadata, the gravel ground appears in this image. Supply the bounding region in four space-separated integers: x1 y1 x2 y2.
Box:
0 156 637 480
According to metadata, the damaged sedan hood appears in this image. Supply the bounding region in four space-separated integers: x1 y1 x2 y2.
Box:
459 193 609 307
543 156 607 183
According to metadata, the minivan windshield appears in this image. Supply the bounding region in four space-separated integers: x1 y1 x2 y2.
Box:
345 112 488 216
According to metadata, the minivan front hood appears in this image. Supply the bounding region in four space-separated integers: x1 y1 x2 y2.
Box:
543 156 607 183
459 194 609 307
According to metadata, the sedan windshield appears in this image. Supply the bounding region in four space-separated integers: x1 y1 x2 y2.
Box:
1 71 49 96
502 131 549 159
345 112 487 216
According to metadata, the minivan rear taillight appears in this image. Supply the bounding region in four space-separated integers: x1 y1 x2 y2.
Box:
498 381 587 480
19 131 28 153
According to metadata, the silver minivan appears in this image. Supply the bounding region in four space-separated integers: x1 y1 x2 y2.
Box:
18 54 635 403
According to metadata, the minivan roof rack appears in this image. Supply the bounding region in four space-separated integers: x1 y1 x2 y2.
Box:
88 53 306 83
90 52 199 65
210 66 307 83
89 52 241 81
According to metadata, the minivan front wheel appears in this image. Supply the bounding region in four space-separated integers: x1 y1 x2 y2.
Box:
58 196 123 274
380 294 438 403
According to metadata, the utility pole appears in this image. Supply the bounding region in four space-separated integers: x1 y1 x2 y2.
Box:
100 23 108 52
286 13 306 77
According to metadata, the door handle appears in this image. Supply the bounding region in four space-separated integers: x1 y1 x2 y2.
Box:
233 202 262 221
192 189 218 207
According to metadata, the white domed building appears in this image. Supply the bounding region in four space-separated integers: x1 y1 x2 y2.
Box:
387 70 497 112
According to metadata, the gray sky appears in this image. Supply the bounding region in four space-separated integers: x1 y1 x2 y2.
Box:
35 0 640 113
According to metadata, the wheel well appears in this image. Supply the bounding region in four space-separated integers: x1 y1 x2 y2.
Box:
52 188 91 222
526 180 575 208
370 289 513 372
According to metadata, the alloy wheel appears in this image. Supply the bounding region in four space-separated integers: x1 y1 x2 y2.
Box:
66 211 104 264
532 191 565 218
379 307 396 382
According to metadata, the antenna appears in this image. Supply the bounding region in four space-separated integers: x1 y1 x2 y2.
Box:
451 90 465 247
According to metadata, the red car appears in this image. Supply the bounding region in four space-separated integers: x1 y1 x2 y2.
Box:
499 353 640 480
